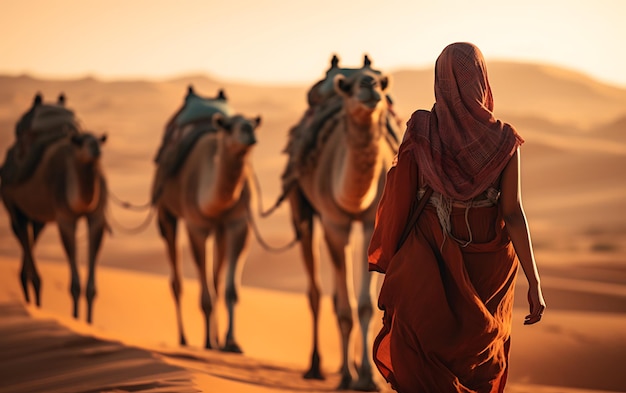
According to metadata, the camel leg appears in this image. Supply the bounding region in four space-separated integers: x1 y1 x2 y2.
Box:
220 217 248 353
57 218 80 319
158 208 187 346
290 191 323 380
321 218 355 390
352 220 378 392
29 220 45 307
85 211 106 324
186 224 215 350
213 226 226 298
9 208 42 306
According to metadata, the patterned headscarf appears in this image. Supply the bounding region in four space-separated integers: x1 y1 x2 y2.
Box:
406 42 524 200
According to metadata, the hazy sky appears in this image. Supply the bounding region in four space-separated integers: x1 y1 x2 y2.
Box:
1 0 624 87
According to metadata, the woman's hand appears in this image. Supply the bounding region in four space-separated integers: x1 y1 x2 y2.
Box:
524 285 546 325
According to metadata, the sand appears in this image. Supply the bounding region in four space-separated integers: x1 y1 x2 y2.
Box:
1 62 626 392
1 255 625 393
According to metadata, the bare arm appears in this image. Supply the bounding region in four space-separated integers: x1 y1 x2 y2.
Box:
500 148 546 324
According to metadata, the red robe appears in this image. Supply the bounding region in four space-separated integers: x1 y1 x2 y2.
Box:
368 142 518 393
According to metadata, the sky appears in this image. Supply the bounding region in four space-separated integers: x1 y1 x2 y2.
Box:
1 0 625 87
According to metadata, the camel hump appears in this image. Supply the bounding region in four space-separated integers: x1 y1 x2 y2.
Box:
281 54 400 192
294 54 387 158
0 132 73 185
2 94 83 185
155 87 232 162
152 87 235 203
15 93 77 138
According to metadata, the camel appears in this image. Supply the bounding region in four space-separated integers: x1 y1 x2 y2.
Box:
283 55 399 391
0 94 108 324
153 86 261 352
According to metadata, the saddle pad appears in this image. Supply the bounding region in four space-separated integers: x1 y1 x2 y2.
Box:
30 105 77 132
175 93 233 127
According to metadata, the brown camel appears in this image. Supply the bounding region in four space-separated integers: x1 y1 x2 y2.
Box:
0 94 108 323
283 55 399 391
153 87 261 352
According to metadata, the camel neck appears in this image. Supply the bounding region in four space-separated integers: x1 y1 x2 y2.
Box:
215 147 247 204
197 136 248 217
333 108 388 214
68 159 101 212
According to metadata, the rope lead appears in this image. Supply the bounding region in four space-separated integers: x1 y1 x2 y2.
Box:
106 189 155 235
247 163 299 253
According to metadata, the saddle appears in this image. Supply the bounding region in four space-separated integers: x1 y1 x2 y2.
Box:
29 104 77 133
1 101 79 185
175 88 232 127
151 86 233 203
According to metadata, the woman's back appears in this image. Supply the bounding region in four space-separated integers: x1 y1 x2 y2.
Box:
368 42 545 393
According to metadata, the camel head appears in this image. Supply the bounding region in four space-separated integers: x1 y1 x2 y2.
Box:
333 58 390 119
70 133 107 164
212 113 261 155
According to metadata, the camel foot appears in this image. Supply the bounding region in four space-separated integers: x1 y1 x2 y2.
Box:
33 281 41 306
303 367 325 380
220 340 243 354
204 340 214 350
179 336 187 346
20 280 30 303
336 373 353 390
304 350 323 380
351 376 379 392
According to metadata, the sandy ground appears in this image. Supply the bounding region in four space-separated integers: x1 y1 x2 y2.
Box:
0 254 625 393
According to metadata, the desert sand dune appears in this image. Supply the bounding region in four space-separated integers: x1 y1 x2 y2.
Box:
0 302 199 393
0 256 625 392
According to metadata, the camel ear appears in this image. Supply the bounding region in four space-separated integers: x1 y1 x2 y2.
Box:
380 76 389 91
212 112 227 130
254 116 262 128
217 89 227 100
33 93 43 106
57 93 66 106
333 74 351 97
99 134 107 144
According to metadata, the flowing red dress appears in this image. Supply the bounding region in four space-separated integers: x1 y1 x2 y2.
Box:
368 140 518 393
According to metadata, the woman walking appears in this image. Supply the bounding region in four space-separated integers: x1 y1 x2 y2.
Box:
368 42 546 393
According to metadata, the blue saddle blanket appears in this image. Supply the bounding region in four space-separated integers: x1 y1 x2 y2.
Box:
175 90 233 126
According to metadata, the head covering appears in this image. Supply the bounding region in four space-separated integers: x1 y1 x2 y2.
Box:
406 42 524 200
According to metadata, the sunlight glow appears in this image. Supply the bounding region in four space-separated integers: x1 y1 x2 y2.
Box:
0 0 624 87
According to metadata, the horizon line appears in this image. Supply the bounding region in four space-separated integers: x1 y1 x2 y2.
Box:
1 58 625 90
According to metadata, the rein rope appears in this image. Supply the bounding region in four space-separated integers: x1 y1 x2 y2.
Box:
109 191 152 211
106 189 155 235
247 163 298 252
